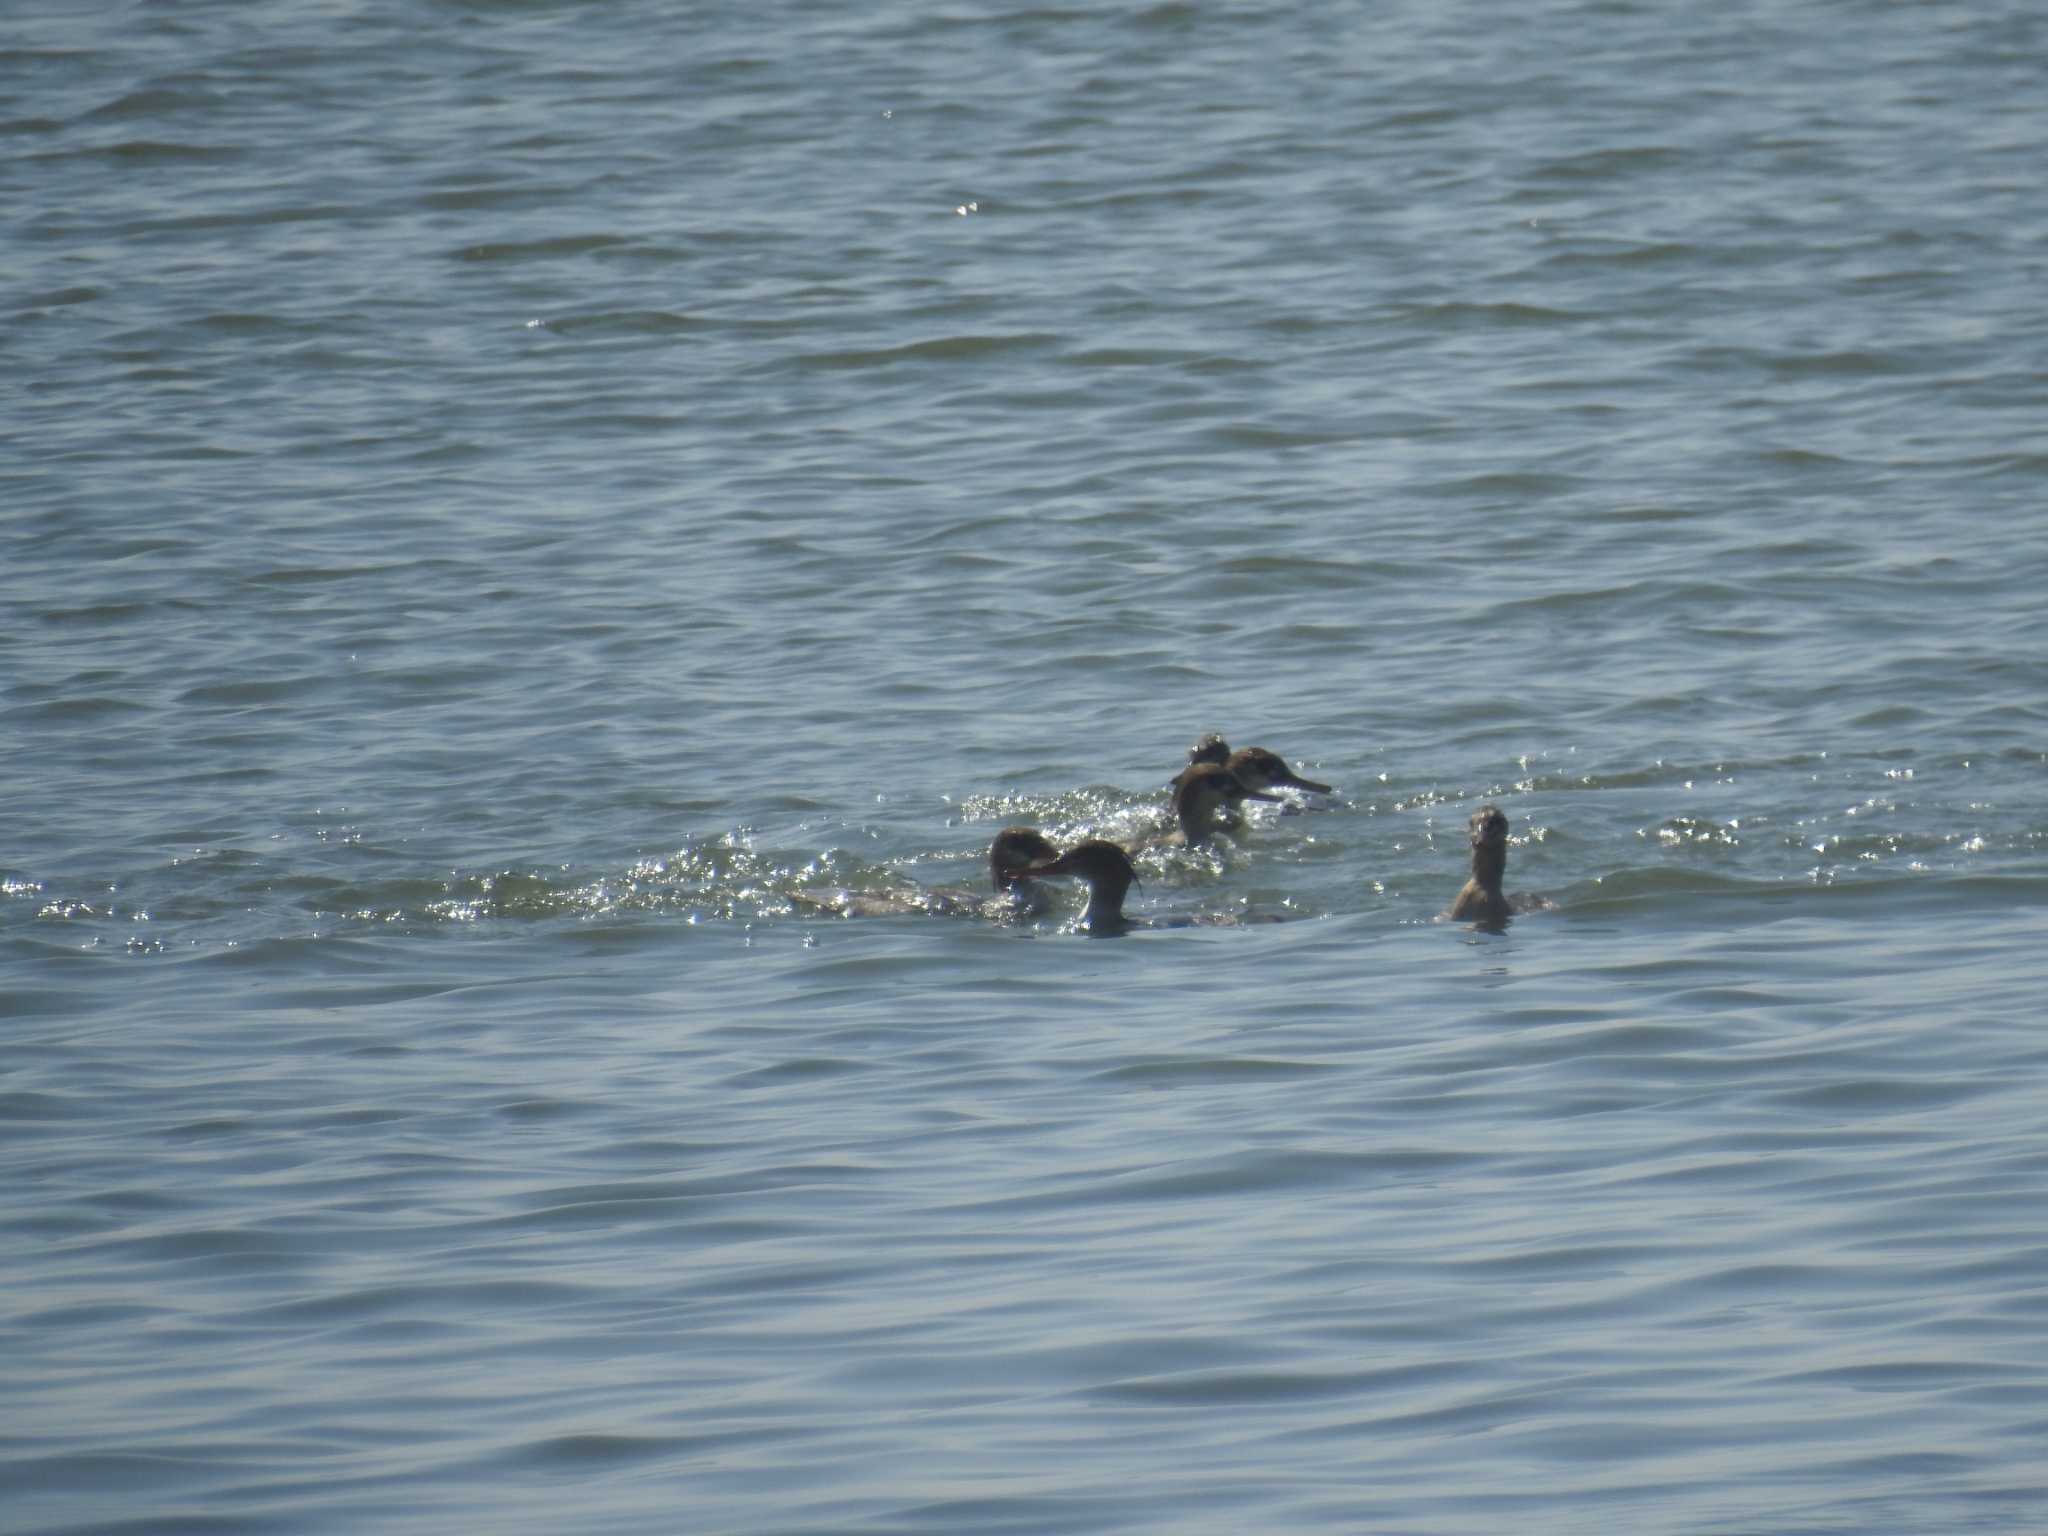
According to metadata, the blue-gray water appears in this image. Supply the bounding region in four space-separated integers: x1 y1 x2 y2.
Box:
6 2 2047 1532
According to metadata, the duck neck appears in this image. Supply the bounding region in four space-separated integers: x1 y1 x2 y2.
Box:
1177 797 1221 845
1077 874 1133 933
1471 842 1506 892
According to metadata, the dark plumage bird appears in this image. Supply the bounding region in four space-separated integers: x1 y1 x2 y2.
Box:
794 826 1061 919
1445 805 1549 929
1016 839 1143 934
1169 737 1333 828
1222 746 1332 797
1143 761 1280 849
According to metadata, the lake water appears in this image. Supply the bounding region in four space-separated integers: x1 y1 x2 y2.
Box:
5 2 2047 1532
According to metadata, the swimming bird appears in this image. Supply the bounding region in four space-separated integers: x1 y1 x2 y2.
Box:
1168 732 1230 792
1223 746 1332 798
1019 838 1285 934
1445 804 1549 928
977 825 1063 917
1170 737 1333 827
1016 839 1143 933
1166 733 1231 795
1141 761 1280 850
794 826 1060 919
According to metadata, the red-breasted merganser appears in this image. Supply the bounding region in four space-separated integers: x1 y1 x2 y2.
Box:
1168 733 1231 794
965 825 1063 917
1019 839 1284 935
1142 761 1280 850
795 826 1059 919
1223 746 1332 798
1445 804 1549 929
1169 738 1333 825
1166 734 1230 796
1018 839 1142 933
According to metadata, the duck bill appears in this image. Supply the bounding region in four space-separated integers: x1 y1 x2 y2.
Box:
1274 772 1332 794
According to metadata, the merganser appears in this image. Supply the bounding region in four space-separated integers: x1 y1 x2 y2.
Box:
988 826 1063 915
1142 761 1280 850
1018 839 1143 933
1168 733 1230 794
1445 804 1549 928
1223 746 1332 798
795 826 1060 919
1019 838 1285 935
1166 733 1230 796
1169 738 1332 828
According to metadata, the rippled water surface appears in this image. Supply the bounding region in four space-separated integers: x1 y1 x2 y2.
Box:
6 2 2047 1532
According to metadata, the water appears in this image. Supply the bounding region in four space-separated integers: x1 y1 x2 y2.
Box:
5 1 2047 1531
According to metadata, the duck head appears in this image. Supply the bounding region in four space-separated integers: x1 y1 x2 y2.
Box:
1224 746 1332 796
1172 761 1280 843
1018 839 1141 932
988 826 1061 891
1468 804 1510 885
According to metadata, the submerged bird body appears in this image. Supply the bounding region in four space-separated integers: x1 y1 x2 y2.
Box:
1020 838 1283 934
797 826 1060 920
1145 761 1280 849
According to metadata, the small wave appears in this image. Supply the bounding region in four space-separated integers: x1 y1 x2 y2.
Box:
1415 470 1585 500
86 139 242 165
0 1090 90 1123
529 309 708 337
35 600 151 626
1539 240 1696 270
1098 1367 1380 1405
9 694 149 722
1060 345 1211 368
1768 349 1915 378
1765 1077 1990 1113
724 1057 875 1089
793 332 1060 370
0 1450 231 1497
1525 144 1690 181
1395 299 1586 329
513 1433 681 1467
80 85 223 121
453 233 633 263
15 285 101 311
1569 868 2048 914
1089 1056 1340 1086
177 677 321 707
